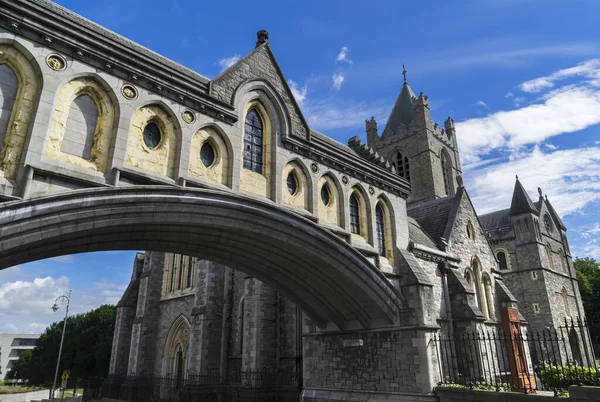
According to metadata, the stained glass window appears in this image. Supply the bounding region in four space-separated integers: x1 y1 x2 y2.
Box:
200 142 215 167
143 121 161 149
286 172 298 195
321 184 330 206
349 194 360 234
376 204 386 256
244 108 263 173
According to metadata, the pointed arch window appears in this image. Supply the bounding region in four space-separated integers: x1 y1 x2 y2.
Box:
394 151 411 182
375 204 386 256
349 194 360 234
559 249 568 273
483 275 495 320
441 150 453 196
243 108 263 173
562 287 571 317
61 94 98 159
546 243 555 270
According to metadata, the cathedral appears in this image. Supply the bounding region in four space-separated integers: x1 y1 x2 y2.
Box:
0 1 588 400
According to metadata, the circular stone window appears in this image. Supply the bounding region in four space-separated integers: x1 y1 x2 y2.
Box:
143 122 161 149
287 172 298 195
200 142 215 167
321 184 331 206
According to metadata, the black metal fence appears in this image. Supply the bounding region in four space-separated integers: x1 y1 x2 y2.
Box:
82 367 301 402
432 319 600 395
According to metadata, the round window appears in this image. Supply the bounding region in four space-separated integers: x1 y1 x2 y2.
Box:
287 172 298 195
143 122 161 149
321 184 330 206
200 142 215 167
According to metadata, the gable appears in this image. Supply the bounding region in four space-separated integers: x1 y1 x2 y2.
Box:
210 44 309 140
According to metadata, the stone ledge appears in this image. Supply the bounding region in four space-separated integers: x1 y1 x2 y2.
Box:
302 387 437 402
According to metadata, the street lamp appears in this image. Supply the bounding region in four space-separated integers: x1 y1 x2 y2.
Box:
49 290 71 401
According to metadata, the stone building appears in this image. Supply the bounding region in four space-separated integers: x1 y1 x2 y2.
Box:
0 0 588 400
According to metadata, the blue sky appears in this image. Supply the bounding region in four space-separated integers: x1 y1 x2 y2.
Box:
1 0 600 333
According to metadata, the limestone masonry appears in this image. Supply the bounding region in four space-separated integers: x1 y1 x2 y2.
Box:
0 1 587 401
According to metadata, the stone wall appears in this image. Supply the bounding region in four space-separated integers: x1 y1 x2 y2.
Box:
436 386 600 402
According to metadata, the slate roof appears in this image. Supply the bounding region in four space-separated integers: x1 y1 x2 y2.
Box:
407 217 438 249
479 208 511 230
545 197 566 230
407 194 458 244
383 82 416 133
510 178 538 216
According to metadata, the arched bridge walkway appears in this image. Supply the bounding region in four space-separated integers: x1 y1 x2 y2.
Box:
0 186 402 331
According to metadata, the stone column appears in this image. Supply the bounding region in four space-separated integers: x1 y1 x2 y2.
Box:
241 277 278 371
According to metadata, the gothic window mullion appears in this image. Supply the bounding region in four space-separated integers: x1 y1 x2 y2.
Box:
349 194 360 235
244 108 263 173
376 205 386 256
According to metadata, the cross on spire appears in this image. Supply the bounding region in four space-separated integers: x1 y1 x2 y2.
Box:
402 64 408 84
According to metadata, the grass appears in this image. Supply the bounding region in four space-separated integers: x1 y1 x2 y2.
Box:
0 385 46 394
58 388 84 397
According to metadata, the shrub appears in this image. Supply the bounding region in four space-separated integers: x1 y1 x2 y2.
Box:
539 364 600 389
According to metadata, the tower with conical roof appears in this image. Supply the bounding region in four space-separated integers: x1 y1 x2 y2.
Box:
365 65 462 204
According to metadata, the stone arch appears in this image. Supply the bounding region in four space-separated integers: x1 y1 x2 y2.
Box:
0 44 41 179
282 158 312 211
163 315 191 377
189 125 231 187
234 80 290 200
125 103 179 179
0 187 403 330
495 248 510 271
374 196 394 263
440 148 454 196
464 268 474 287
318 172 343 228
349 184 372 242
44 76 116 172
562 287 571 317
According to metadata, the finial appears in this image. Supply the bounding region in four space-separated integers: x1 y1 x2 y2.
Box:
515 175 519 180
256 30 269 47
402 63 407 84
456 174 464 188
538 187 543 197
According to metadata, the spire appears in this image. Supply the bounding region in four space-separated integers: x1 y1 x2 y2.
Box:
509 176 538 216
383 66 416 133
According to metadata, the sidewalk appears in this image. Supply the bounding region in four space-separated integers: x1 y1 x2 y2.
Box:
0 389 50 402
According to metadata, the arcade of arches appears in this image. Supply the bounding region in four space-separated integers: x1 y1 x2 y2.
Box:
0 1 589 401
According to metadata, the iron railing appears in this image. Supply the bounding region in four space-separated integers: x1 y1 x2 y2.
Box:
432 319 600 395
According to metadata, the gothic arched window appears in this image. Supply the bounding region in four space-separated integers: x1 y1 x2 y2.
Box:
559 249 568 273
375 204 386 256
497 251 508 270
441 149 453 196
546 243 555 270
243 108 263 173
562 287 571 317
544 213 553 233
349 194 360 235
394 151 411 183
483 275 495 320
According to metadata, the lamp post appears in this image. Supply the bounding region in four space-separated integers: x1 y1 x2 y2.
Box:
49 290 71 401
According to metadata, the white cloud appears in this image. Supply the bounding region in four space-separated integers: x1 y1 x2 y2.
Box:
336 47 352 64
467 145 600 217
513 96 525 107
476 100 490 109
288 79 307 105
572 223 600 259
505 92 514 98
456 86 600 163
519 59 600 93
302 98 389 132
332 71 345 91
50 255 75 263
217 55 241 72
0 276 70 317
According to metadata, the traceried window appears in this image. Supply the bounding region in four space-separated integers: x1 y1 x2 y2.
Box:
497 251 508 270
393 151 410 182
349 194 360 234
243 108 263 173
544 213 553 233
375 204 386 256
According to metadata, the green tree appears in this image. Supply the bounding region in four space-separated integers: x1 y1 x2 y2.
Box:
8 304 116 386
574 257 600 321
